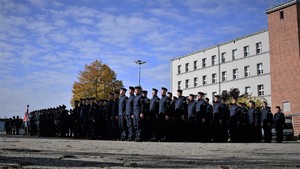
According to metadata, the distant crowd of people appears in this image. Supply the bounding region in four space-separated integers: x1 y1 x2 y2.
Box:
4 116 23 135
13 86 286 143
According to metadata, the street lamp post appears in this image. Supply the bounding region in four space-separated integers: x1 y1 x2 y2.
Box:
135 60 146 86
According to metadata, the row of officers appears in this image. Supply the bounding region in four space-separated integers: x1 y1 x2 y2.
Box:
27 86 286 143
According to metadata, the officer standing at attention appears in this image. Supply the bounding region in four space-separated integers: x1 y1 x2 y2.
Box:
141 90 150 140
219 97 230 142
112 91 120 140
149 88 160 141
118 88 128 141
274 106 285 143
229 98 239 142
125 86 135 141
212 95 222 142
159 87 172 142
174 89 187 141
261 101 273 143
195 92 207 142
133 86 143 141
186 94 196 141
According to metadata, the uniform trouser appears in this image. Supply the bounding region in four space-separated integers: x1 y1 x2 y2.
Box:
119 115 127 140
254 124 262 142
186 120 197 141
198 120 210 142
148 114 159 139
158 113 171 140
263 121 272 142
125 115 134 140
275 127 283 142
133 114 143 140
111 117 119 139
229 120 238 142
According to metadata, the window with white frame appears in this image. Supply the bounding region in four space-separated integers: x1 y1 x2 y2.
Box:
258 84 264 96
178 81 181 90
185 79 189 89
232 49 237 60
221 52 226 63
194 61 197 70
202 58 206 68
256 42 262 54
222 71 227 82
257 63 263 75
212 73 217 84
185 63 189 72
233 69 238 80
244 46 249 57
211 55 216 65
244 66 250 77
202 75 207 85
178 65 181 74
194 77 198 87
245 86 250 94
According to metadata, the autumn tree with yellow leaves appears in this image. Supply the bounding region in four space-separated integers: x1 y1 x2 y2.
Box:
71 60 123 105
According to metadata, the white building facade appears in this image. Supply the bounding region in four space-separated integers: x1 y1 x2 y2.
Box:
171 30 271 104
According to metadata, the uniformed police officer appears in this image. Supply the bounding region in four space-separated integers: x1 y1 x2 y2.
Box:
219 97 230 142
186 94 196 141
212 95 222 142
274 106 285 143
159 87 172 142
141 90 151 140
111 91 120 140
229 98 239 142
195 92 208 142
149 88 160 141
118 88 128 141
125 86 135 141
174 89 187 141
133 86 143 141
247 100 261 142
89 97 100 139
261 101 273 143
205 98 213 142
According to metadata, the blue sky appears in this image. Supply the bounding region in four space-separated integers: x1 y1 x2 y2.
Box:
0 0 270 118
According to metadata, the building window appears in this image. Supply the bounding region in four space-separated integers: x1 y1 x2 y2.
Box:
244 46 249 57
244 66 250 77
280 11 284 20
178 81 181 90
185 63 189 72
232 49 237 60
202 58 206 68
256 42 262 54
185 79 189 89
222 71 227 82
212 73 217 84
194 77 198 87
283 101 291 112
211 55 216 65
245 86 250 94
221 52 226 63
257 63 263 75
194 61 197 70
233 69 238 80
258 84 264 96
178 65 181 74
202 75 207 85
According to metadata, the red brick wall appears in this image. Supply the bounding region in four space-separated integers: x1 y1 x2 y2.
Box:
267 3 300 115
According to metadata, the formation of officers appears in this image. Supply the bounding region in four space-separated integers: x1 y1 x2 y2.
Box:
26 86 286 143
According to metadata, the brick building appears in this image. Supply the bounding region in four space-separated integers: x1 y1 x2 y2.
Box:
171 0 300 136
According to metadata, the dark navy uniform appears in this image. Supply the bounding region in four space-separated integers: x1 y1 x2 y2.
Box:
238 104 248 142
133 93 143 141
158 94 172 141
149 94 160 141
274 109 285 143
111 97 119 139
229 103 239 142
195 98 208 141
187 98 196 141
219 102 230 142
212 101 222 142
118 94 128 140
261 106 273 142
141 94 150 140
125 93 135 140
174 96 187 141
247 106 261 142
